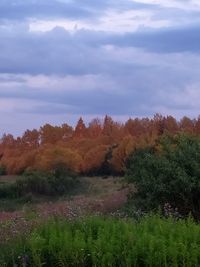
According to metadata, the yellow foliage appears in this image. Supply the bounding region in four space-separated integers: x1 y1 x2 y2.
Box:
34 145 82 173
111 136 135 173
82 145 108 173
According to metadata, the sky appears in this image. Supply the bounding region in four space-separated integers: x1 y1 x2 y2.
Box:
0 0 200 135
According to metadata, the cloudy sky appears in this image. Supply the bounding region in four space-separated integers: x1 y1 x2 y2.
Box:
0 0 200 135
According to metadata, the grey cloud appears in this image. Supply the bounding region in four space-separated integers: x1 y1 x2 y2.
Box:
0 0 200 135
1 24 200 78
0 0 93 21
116 25 200 53
0 0 153 22
0 26 141 75
0 53 199 118
0 59 199 136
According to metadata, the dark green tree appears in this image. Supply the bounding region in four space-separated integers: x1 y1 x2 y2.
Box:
126 134 200 218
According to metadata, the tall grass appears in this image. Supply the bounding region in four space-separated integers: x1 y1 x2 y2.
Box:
1 215 200 266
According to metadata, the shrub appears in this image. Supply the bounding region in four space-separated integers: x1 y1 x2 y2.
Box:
0 165 6 175
0 168 79 199
125 134 200 218
15 171 52 196
0 183 17 199
48 165 78 194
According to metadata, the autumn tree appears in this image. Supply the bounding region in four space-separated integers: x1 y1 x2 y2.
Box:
21 129 40 149
0 134 15 149
124 118 149 138
195 116 200 134
102 115 123 142
81 145 109 175
40 124 55 144
61 123 73 141
34 146 82 173
180 116 194 134
40 124 65 144
88 118 102 138
163 116 179 135
152 113 165 136
102 115 114 136
73 117 87 138
111 136 135 174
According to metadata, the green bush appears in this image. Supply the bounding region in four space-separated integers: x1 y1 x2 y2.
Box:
0 169 79 199
0 183 17 199
48 166 78 194
126 134 200 218
0 165 6 175
1 215 200 267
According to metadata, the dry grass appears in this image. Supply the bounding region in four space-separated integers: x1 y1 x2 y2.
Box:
78 176 124 197
0 176 130 222
0 190 128 241
0 175 20 184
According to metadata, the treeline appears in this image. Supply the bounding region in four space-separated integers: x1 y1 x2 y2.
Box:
0 114 200 175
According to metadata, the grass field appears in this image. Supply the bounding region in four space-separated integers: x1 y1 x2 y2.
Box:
0 175 128 213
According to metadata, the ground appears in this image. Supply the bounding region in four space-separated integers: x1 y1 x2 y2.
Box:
0 175 130 216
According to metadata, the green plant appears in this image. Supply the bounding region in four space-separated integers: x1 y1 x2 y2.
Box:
126 134 200 218
0 169 79 200
1 215 200 266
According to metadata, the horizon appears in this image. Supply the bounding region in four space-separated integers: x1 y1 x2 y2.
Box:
1 113 200 138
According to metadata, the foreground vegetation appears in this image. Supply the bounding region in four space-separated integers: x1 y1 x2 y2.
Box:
1 215 200 267
0 131 200 266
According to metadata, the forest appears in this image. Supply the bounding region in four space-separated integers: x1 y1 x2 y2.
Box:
0 114 200 176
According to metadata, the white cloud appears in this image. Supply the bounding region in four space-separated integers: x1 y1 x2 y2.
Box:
25 74 102 91
29 9 171 33
132 0 200 11
2 73 117 93
0 97 46 113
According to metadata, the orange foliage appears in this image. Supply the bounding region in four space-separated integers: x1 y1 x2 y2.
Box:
33 145 82 173
163 116 179 135
0 114 200 175
180 116 195 134
40 123 73 144
88 118 102 138
73 117 87 139
110 136 135 173
21 129 40 149
102 115 123 141
1 150 37 174
81 145 109 174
